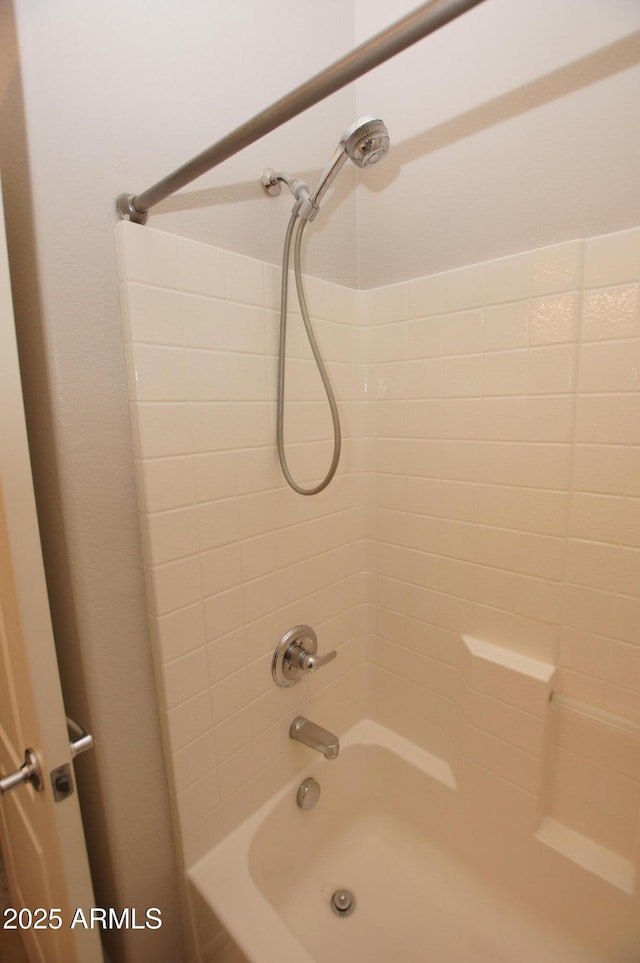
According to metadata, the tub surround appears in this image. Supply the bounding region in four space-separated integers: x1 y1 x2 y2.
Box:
116 220 640 960
189 719 639 963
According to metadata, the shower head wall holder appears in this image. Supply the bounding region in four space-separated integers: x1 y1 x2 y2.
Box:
272 625 337 687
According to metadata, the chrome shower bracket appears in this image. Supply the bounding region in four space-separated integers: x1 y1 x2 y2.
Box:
272 624 337 687
260 169 317 220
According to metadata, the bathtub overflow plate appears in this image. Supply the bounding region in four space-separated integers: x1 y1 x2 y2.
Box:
331 888 355 917
297 777 321 811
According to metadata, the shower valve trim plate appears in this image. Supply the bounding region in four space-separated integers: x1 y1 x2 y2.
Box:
272 624 337 687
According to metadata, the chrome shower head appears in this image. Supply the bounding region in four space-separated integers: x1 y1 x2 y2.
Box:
260 115 389 222
341 115 390 169
307 115 389 216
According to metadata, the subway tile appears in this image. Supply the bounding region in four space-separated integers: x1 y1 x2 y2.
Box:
159 647 209 710
532 240 583 296
479 397 526 441
171 730 216 795
214 707 252 763
165 691 212 754
529 292 580 345
361 283 406 325
153 602 206 664
578 340 637 393
566 539 622 593
466 689 544 755
483 301 529 351
562 584 617 637
181 811 223 869
464 725 541 793
582 285 640 341
184 349 229 402
408 273 444 318
149 555 202 615
526 344 577 395
520 489 569 537
138 455 195 512
129 344 186 401
210 669 249 725
484 250 532 304
443 310 483 356
559 627 609 680
622 497 640 548
568 492 623 544
226 302 266 355
146 506 199 565
226 354 269 402
206 629 246 685
118 222 179 288
606 641 640 693
518 444 573 491
524 396 575 443
444 262 484 312
193 451 238 502
572 444 632 496
224 250 264 305
442 355 482 398
216 744 254 801
613 595 640 645
201 543 243 597
408 316 443 358
197 499 239 552
516 532 565 580
175 770 219 832
574 395 635 445
482 350 527 397
370 321 408 362
584 227 640 288
203 586 244 642
181 293 227 350
125 283 183 345
178 237 225 297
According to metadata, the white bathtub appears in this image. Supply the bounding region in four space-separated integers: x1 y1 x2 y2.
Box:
189 720 640 963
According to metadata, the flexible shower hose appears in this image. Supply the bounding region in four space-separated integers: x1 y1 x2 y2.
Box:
276 212 341 495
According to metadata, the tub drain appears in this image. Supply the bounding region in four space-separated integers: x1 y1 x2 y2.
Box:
331 888 355 917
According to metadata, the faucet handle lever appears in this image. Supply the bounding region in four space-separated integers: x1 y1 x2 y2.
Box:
295 645 337 672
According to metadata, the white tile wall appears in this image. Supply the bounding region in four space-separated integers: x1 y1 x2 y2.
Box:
117 221 640 883
116 222 369 870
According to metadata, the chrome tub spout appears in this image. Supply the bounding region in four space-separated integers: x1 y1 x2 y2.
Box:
289 716 339 760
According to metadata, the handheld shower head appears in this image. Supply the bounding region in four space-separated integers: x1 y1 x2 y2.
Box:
308 115 390 214
260 115 389 221
342 115 390 169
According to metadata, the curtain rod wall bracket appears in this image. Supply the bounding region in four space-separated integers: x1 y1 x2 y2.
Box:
116 193 148 225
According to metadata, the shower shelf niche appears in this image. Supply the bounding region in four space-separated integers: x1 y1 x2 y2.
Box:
460 634 639 895
537 692 640 895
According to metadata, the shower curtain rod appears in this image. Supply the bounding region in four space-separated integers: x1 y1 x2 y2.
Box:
116 0 486 224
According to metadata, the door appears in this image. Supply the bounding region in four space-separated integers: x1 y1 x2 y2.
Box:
0 182 103 962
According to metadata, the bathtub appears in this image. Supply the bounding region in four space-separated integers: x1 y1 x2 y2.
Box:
189 719 640 963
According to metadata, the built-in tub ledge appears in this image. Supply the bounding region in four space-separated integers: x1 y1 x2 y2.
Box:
343 718 457 790
462 634 556 687
536 817 635 895
188 719 455 963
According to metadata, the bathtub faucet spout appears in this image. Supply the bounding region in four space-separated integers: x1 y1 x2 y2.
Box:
289 716 339 760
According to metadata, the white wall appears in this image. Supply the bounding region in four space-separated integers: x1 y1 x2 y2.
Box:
355 0 640 286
